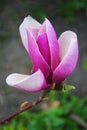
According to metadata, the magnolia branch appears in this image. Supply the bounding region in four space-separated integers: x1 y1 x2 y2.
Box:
1 88 87 129
0 90 48 124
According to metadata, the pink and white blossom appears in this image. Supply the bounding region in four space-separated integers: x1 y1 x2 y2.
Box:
6 16 78 92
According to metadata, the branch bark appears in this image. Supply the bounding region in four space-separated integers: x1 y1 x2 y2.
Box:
0 90 48 124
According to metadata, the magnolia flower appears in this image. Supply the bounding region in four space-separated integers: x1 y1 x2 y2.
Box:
6 16 78 92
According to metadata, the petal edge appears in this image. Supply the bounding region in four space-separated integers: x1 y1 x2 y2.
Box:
53 32 78 83
19 16 41 53
6 70 48 92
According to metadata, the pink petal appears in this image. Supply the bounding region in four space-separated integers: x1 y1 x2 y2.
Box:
27 30 51 78
6 70 48 92
19 16 41 53
37 33 50 66
45 19 59 71
53 31 78 83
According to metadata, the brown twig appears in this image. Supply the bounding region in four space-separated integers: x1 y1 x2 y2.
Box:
70 114 87 129
0 90 48 124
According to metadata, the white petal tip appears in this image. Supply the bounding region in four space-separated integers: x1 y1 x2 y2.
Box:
6 70 48 92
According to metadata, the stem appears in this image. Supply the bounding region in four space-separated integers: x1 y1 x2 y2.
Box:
0 90 48 124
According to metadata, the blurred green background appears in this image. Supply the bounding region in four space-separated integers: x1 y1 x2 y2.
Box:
0 0 87 129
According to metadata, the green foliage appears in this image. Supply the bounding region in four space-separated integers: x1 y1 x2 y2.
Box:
29 5 47 22
82 58 87 70
0 32 10 42
55 0 87 16
29 0 87 22
1 92 87 130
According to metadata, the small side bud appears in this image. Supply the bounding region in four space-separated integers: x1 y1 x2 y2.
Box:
20 101 29 110
50 83 56 90
42 97 48 101
62 84 76 92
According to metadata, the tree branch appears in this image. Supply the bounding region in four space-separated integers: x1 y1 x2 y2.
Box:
0 90 48 124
